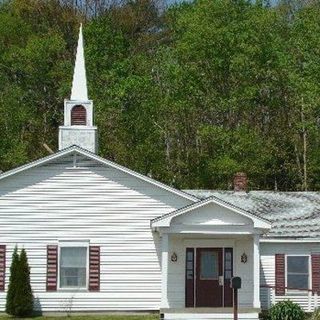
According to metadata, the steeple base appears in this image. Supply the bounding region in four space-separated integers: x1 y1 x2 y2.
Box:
59 126 98 153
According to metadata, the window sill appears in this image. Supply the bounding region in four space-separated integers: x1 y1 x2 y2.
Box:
285 290 310 296
57 288 89 293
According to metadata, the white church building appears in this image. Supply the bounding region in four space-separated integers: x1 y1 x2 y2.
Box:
0 26 320 320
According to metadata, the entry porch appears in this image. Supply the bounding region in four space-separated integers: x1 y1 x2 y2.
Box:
151 197 271 320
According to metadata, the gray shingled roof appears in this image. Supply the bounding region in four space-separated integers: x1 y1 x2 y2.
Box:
183 190 320 238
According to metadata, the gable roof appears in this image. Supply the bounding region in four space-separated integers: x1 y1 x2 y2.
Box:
0 145 199 202
151 195 272 229
185 190 320 238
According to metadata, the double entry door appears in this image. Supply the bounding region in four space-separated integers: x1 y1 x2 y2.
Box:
186 247 233 308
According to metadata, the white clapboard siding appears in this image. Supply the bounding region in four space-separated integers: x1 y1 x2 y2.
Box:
0 153 192 312
260 242 320 312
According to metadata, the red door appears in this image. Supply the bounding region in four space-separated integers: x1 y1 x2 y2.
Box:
196 248 223 307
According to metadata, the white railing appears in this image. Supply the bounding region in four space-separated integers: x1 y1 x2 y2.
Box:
261 285 319 312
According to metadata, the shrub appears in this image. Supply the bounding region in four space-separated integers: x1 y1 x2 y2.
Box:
311 308 320 320
269 300 305 320
5 246 19 315
5 247 34 317
15 248 33 316
259 310 271 320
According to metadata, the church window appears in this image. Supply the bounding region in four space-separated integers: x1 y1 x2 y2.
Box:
286 255 309 290
59 246 88 289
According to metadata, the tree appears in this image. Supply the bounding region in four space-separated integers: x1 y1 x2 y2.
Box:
5 246 19 315
2 0 320 191
5 247 33 317
15 248 33 317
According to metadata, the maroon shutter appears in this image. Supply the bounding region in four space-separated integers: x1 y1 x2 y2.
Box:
89 246 100 291
312 254 320 294
46 245 58 291
275 254 285 295
0 245 5 291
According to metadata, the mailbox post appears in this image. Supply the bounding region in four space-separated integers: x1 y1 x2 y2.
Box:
230 277 241 320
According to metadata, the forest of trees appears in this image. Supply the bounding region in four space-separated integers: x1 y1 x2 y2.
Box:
1 0 320 191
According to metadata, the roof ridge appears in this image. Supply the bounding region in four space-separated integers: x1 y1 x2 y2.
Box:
184 189 320 194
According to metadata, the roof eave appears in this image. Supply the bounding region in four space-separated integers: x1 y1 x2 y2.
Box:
0 145 199 203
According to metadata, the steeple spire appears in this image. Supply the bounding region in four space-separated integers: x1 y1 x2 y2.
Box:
59 23 97 153
71 24 88 101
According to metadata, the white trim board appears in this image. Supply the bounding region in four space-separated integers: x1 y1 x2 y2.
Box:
260 238 320 243
183 239 235 247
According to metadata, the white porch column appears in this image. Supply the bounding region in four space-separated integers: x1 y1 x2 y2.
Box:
253 234 261 309
161 233 169 308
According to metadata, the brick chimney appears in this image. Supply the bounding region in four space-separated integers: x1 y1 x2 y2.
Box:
233 172 247 192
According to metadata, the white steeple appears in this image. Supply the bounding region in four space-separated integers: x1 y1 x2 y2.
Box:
59 24 98 153
71 24 88 101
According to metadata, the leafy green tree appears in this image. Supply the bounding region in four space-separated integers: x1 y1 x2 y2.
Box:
3 0 320 191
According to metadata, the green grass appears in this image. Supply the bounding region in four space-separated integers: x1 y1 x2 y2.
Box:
0 316 159 320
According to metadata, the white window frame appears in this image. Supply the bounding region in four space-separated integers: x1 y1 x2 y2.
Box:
285 254 311 295
58 241 90 291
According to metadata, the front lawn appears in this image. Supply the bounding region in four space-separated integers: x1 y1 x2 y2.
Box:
0 316 159 320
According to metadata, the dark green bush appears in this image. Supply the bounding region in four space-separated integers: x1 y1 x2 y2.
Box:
6 247 34 317
269 300 305 320
5 246 19 315
15 248 33 316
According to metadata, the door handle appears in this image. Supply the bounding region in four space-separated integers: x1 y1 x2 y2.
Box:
219 276 224 286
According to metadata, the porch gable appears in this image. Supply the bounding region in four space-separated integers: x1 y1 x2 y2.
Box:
151 197 271 232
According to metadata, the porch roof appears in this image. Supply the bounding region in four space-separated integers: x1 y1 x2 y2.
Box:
151 196 271 231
